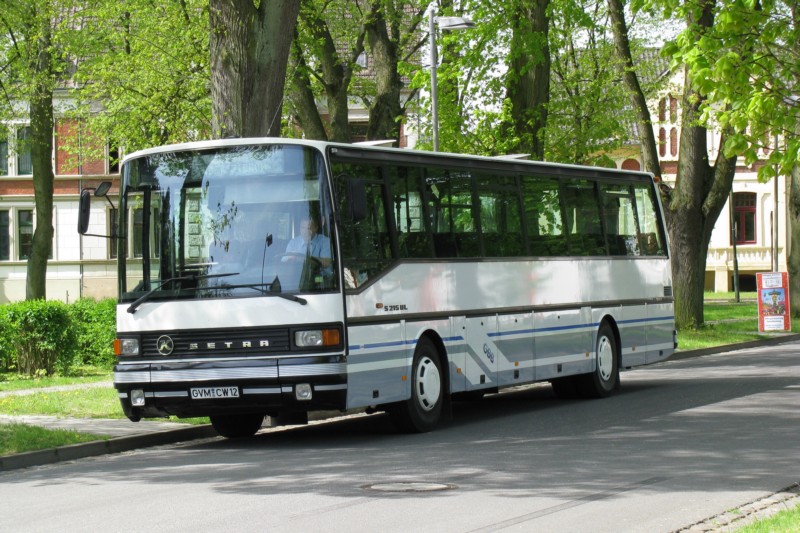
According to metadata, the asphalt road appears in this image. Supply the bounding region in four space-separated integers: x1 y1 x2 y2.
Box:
2 341 799 532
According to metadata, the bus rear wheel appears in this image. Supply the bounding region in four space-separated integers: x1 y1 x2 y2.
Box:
389 337 444 433
210 413 265 438
578 322 619 398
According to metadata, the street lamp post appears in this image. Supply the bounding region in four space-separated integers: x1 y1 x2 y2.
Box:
428 7 474 152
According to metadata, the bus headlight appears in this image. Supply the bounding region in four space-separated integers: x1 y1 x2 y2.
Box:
295 383 313 401
114 338 140 356
130 389 145 407
295 329 340 348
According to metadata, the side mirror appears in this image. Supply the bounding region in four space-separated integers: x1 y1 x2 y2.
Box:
78 181 116 237
346 178 367 222
95 181 112 197
77 189 92 234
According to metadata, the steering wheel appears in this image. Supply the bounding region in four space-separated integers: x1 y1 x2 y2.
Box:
274 252 323 267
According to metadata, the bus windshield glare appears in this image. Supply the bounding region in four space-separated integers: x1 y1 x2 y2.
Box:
117 144 337 303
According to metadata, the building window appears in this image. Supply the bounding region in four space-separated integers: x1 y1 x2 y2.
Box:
0 211 8 260
670 127 678 156
109 208 118 259
0 136 7 175
669 95 678 122
17 126 32 175
732 192 757 245
0 208 40 260
621 159 641 171
18 209 34 259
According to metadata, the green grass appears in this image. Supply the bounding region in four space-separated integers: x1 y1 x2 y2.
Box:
0 387 208 424
0 423 107 455
0 387 124 418
736 501 800 532
704 291 757 302
681 296 798 351
0 368 112 392
704 302 758 322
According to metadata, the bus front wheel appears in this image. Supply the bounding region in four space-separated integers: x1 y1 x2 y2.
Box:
210 413 265 438
389 337 444 433
579 322 619 398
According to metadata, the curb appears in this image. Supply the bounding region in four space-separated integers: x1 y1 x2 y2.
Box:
668 332 800 361
0 424 218 472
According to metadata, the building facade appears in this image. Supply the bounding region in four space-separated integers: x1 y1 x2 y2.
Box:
0 98 120 304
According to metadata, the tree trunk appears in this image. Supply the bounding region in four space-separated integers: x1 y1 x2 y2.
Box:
365 5 402 142
26 24 55 301
209 0 301 138
789 165 800 318
505 0 550 160
288 39 329 140
606 0 660 177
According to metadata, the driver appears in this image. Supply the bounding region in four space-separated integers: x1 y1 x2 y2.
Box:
284 215 332 266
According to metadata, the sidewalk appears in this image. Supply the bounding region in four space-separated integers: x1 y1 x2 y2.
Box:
0 382 218 471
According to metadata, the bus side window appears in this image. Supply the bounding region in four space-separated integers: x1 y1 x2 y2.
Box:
599 183 640 256
562 180 606 256
633 183 666 256
522 175 564 257
387 165 435 259
332 161 392 288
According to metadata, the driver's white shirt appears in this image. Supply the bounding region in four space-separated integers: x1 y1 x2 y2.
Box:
285 233 331 259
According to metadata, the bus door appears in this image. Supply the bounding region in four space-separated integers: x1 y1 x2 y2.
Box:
495 312 535 388
464 315 498 391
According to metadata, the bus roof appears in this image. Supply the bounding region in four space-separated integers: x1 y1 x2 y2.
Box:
120 137 654 181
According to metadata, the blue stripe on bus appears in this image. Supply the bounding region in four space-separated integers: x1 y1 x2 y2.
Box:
618 315 674 325
348 316 674 351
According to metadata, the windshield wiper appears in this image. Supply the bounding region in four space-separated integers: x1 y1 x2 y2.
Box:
127 272 238 314
230 282 308 305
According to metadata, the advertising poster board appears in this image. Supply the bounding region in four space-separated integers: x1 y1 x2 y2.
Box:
757 272 791 332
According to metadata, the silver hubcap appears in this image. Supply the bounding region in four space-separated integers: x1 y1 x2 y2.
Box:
415 356 441 412
597 335 614 382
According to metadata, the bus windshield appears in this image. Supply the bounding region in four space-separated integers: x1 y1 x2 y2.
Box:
118 144 337 304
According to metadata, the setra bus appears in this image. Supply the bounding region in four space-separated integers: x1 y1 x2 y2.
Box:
78 138 676 437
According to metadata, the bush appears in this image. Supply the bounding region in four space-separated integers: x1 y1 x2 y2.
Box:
0 298 117 376
68 298 116 367
0 300 77 376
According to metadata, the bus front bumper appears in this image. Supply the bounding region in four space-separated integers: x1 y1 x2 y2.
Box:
113 355 347 420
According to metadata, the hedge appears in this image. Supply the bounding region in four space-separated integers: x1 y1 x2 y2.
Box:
0 298 116 376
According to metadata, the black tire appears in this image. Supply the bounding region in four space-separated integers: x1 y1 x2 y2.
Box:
577 321 619 398
550 376 580 399
210 413 265 438
389 337 444 433
452 390 485 402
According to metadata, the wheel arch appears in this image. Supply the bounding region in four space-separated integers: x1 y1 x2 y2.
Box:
597 314 622 365
417 329 451 396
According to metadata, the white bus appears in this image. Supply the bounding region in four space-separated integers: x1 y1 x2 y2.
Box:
79 138 676 437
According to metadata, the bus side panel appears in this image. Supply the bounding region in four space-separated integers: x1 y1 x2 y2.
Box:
619 305 648 368
346 322 408 409
464 316 498 391
646 302 676 364
495 312 535 388
534 308 593 381
447 316 467 394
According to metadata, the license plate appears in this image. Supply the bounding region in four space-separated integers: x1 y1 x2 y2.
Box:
190 386 240 400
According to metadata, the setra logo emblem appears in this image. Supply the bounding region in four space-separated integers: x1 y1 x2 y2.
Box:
156 335 175 356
